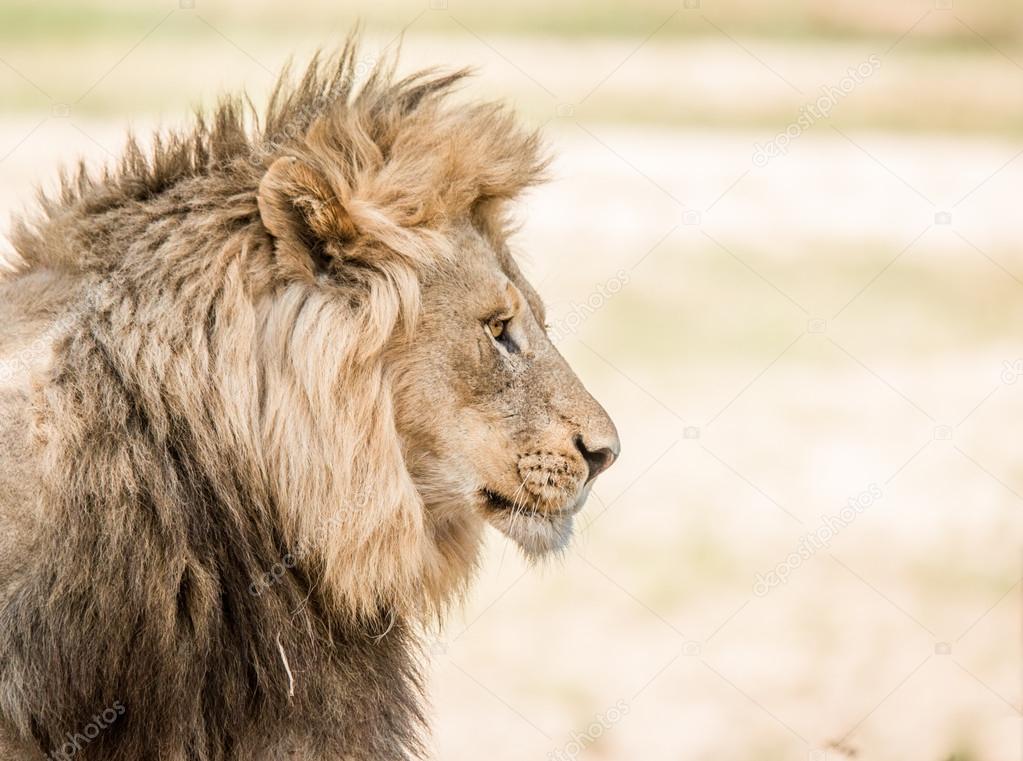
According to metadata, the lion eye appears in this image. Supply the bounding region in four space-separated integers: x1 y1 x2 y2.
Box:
484 315 518 353
486 316 508 340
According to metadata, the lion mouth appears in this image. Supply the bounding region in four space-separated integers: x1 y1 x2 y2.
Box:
480 488 519 512
477 488 575 558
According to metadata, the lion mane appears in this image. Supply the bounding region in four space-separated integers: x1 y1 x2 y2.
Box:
0 40 545 760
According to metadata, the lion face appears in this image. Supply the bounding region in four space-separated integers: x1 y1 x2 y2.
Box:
390 223 620 557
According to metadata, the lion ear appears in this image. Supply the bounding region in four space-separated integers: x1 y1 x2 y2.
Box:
257 157 358 266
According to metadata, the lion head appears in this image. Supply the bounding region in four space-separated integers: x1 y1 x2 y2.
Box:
252 48 620 612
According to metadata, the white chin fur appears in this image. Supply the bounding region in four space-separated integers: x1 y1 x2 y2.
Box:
485 508 575 558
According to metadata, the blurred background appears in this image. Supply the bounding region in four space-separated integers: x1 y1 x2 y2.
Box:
1 1 1021 759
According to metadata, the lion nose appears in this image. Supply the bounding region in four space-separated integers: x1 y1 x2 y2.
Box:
574 432 620 484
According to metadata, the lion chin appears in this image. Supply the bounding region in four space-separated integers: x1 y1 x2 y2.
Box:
478 487 590 557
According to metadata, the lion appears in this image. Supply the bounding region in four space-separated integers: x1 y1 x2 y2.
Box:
0 41 619 761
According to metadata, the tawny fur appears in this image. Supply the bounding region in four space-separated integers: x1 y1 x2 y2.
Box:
0 39 617 761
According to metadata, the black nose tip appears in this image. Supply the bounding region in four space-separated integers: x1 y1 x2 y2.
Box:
575 434 620 484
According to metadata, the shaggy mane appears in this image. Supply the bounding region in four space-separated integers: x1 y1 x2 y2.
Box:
9 37 546 275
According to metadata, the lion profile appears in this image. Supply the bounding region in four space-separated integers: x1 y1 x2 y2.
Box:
0 39 619 761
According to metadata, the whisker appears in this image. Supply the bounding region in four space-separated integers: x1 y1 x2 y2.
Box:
499 474 529 564
508 474 529 537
